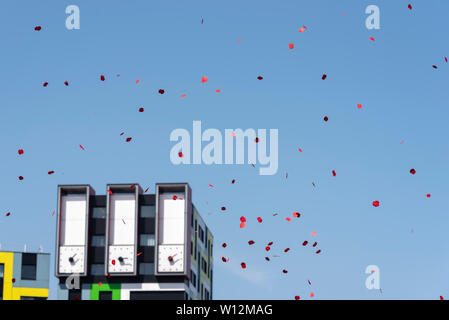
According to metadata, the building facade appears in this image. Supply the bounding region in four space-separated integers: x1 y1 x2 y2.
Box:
0 251 50 300
55 183 213 300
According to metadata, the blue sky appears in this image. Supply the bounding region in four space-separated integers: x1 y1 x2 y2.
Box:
0 0 448 299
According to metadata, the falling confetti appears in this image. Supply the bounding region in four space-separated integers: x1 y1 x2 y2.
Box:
316 250 321 254
323 116 328 122
173 195 178 200
322 74 327 80
139 107 144 112
257 76 263 80
158 89 165 94
100 75 105 81
248 240 255 245
136 79 140 84
19 176 24 180
43 82 48 87
312 242 317 247
408 4 412 10
221 206 226 211
6 212 11 217
240 222 246 228
79 145 85 151
34 26 41 31
222 243 227 248
357 104 362 109
369 37 375 41
180 94 187 98
178 152 183 158
231 179 235 184
282 269 288 274
432 65 438 69
332 170 336 177
288 43 294 49
293 212 300 218
111 260 116 266
302 241 308 246
257 217 263 223
426 193 431 198
241 262 246 269
372 200 380 207
18 149 24 155
201 77 208 83
215 89 220 93
265 246 271 252
64 81 69 86
126 137 132 142
410 168 416 175
311 232 317 236
295 296 300 300
445 57 448 63
310 292 315 298
48 171 55 175
286 217 292 222
284 248 290 253
144 187 150 193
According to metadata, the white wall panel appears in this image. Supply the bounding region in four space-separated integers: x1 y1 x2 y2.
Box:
60 195 87 245
109 193 136 245
159 194 184 244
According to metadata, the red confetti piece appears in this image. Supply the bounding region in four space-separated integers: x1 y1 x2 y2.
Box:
215 89 221 93
410 168 416 175
310 292 315 298
221 257 227 262
180 94 187 98
432 65 438 69
241 262 246 269
257 217 263 223
126 137 132 142
311 231 317 236
445 57 448 63
221 206 226 211
369 37 375 41
316 250 321 254
267 242 273 246
158 89 165 94
372 200 380 207
288 43 294 49
100 75 105 81
136 79 140 84
282 269 288 274
111 260 116 266
231 179 235 184
139 107 144 112
144 187 150 193
120 132 124 136
222 243 227 248
99 282 102 287
240 222 246 228
302 241 308 246
298 148 302 152
201 77 208 83
255 137 259 143
107 190 113 195
299 27 305 33
248 240 255 245
284 248 290 253
308 280 312 285
6 212 11 217
312 242 317 247
323 116 328 122
426 193 431 198
43 82 48 87
173 195 178 200
357 104 362 109
295 296 300 300
265 257 270 261
208 184 214 188
12 278 16 283
257 76 263 80
130 184 135 189
332 170 336 177
18 149 24 155
286 217 291 222
178 152 183 158
48 171 55 175
440 296 444 300
137 252 142 256
240 216 246 223
408 4 412 10
18 176 24 180
322 74 327 80
293 212 300 218
34 26 41 31
265 246 271 252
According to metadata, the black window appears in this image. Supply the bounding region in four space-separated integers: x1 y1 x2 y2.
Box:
99 291 113 300
68 289 81 300
21 253 37 280
20 296 47 300
0 263 4 300
191 241 193 255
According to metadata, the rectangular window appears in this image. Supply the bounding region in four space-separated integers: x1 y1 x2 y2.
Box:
140 205 156 218
90 264 104 276
139 234 155 246
92 207 106 219
99 292 112 300
198 227 204 243
0 263 4 300
91 235 105 247
68 289 81 300
21 253 37 280
139 263 154 275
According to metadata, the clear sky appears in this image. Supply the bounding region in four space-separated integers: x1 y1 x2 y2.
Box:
0 0 448 300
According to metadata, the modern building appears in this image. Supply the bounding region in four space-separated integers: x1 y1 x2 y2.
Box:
0 251 50 300
55 183 213 300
